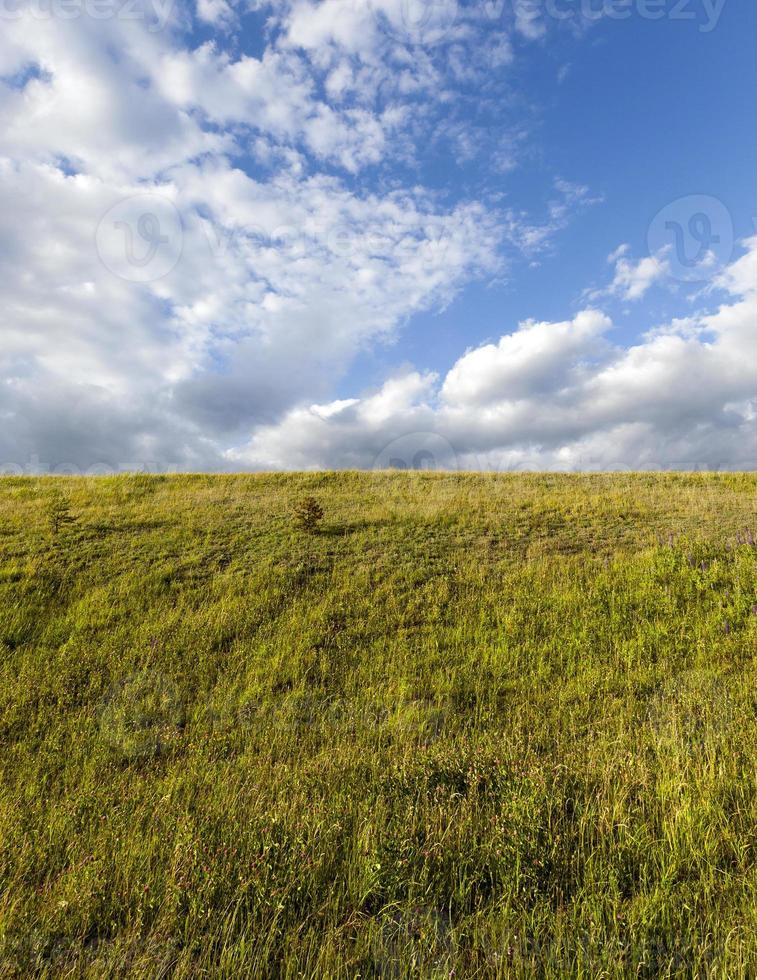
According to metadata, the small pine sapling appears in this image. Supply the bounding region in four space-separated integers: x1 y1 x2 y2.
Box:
46 488 75 538
294 496 324 533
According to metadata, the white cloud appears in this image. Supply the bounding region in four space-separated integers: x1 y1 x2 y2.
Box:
503 180 603 258
284 0 380 54
0 151 503 470
586 244 671 303
0 13 223 182
440 311 611 406
513 0 547 40
0 2 527 472
196 0 237 27
3 0 739 476
610 251 670 302
716 235 757 297
234 237 757 471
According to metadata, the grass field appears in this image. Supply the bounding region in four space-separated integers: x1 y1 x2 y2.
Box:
0 472 755 978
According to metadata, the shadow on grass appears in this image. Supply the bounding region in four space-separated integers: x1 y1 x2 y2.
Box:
313 518 395 538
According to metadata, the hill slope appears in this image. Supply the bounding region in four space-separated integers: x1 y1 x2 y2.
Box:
0 473 755 977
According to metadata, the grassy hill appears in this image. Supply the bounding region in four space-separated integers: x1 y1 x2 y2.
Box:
0 472 755 978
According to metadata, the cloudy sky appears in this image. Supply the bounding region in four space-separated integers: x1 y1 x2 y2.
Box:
1 0 755 473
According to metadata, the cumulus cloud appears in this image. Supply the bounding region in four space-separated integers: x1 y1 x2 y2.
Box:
3 1 746 475
234 237 757 472
440 311 612 405
587 244 671 303
0 0 527 472
0 150 503 470
196 0 237 28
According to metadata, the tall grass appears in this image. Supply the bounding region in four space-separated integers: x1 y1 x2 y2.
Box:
0 473 755 977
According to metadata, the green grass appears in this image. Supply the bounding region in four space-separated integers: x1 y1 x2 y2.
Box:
0 472 755 978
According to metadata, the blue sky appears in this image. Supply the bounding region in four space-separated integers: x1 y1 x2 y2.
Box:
0 0 755 471
376 1 757 381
